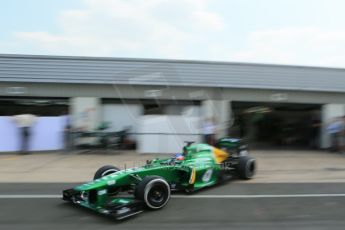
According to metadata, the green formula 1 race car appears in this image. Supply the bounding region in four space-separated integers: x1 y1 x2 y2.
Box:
62 138 256 220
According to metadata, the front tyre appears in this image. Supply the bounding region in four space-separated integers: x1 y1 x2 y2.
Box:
237 156 256 179
135 176 171 210
93 165 120 180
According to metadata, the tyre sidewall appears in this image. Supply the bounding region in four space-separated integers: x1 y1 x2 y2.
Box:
136 177 171 209
238 156 256 179
93 165 120 180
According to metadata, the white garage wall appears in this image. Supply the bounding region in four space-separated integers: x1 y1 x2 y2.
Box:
321 104 345 148
138 115 202 154
101 104 143 136
70 97 101 131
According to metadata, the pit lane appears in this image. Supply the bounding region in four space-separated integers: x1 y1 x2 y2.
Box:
1 183 345 230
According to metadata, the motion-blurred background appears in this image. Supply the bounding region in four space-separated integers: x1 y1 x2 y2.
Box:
0 54 342 154
2 0 345 155
2 1 345 229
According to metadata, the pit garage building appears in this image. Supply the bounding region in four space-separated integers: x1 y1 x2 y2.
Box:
0 54 345 152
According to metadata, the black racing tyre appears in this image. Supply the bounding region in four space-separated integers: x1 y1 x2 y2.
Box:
93 165 120 180
135 176 171 210
237 156 256 179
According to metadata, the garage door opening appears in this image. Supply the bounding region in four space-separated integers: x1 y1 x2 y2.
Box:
231 102 322 149
0 97 69 116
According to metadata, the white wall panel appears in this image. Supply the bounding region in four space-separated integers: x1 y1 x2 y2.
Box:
138 115 202 154
321 104 345 148
102 104 143 136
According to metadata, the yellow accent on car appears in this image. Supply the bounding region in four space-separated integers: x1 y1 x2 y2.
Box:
212 147 229 164
189 168 196 184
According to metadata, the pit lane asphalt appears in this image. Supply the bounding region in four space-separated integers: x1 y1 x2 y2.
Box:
1 182 345 230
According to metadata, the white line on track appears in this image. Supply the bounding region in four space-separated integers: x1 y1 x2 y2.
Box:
172 194 345 198
0 195 61 198
1 194 345 199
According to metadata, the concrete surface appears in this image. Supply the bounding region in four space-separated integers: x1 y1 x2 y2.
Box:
1 183 345 230
1 150 345 230
1 150 345 183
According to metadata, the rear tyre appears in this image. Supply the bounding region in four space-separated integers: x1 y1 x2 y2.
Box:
93 165 120 180
135 176 171 210
237 156 256 179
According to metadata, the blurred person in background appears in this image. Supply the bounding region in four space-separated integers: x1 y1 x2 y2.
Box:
327 117 344 152
310 116 321 149
64 124 72 152
12 114 37 154
62 112 72 153
203 117 216 145
341 116 345 154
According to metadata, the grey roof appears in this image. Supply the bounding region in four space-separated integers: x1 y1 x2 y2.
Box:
0 53 345 93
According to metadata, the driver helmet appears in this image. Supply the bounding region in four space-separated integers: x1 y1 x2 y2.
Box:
174 153 184 161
